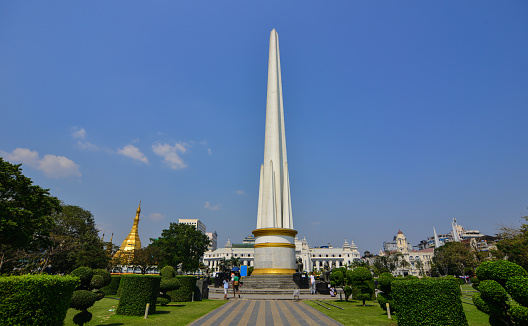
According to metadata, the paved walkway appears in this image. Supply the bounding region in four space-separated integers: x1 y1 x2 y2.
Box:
189 299 343 326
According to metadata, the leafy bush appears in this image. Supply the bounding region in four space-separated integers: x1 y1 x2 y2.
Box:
473 260 528 325
90 275 104 289
350 267 374 306
470 276 479 290
92 269 112 287
160 266 176 279
479 280 508 304
116 274 161 316
505 276 528 307
377 272 395 312
510 305 528 325
101 275 120 295
69 266 108 325
70 290 97 311
378 272 394 294
476 260 528 286
170 276 197 302
70 267 94 289
392 279 468 326
0 274 78 326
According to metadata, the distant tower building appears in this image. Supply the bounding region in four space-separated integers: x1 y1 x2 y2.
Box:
383 230 412 252
113 202 142 263
206 231 218 251
178 219 206 234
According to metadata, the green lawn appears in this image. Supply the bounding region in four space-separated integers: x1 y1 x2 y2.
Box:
305 300 397 326
64 297 226 326
305 298 490 326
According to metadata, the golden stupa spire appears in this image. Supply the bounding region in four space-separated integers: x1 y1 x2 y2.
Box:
113 202 142 263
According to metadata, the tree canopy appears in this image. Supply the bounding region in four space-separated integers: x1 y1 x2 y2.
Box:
432 241 476 276
150 223 210 272
0 158 61 272
495 215 528 272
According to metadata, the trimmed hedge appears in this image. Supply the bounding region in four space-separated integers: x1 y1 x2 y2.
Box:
0 274 79 326
116 275 161 316
92 269 112 287
70 267 93 289
101 275 121 295
170 276 197 302
476 260 528 286
392 279 468 326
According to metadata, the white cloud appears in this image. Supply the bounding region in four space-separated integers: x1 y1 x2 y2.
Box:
1 148 81 178
77 141 98 151
71 127 99 151
149 213 165 221
236 190 245 195
71 127 86 139
152 142 188 170
204 201 222 211
207 148 212 155
310 221 321 226
117 144 149 164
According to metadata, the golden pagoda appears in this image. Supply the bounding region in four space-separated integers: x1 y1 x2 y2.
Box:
113 202 142 264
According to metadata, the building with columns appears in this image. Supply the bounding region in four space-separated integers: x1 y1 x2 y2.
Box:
203 236 361 273
380 230 434 277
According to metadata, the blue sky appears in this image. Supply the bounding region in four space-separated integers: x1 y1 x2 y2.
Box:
1 1 527 253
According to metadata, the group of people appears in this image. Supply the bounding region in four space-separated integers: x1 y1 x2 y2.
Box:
223 271 242 300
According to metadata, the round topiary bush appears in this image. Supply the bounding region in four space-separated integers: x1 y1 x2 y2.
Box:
160 278 180 293
72 310 92 326
478 280 509 304
160 266 176 279
90 275 104 289
378 272 394 294
157 294 171 306
70 267 94 290
470 276 480 290
92 269 112 287
510 305 528 325
476 260 528 286
505 276 528 307
70 290 97 311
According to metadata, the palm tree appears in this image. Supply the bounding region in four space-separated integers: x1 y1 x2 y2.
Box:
229 257 241 268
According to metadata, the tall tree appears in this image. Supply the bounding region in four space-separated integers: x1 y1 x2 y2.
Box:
0 158 61 273
129 246 161 274
46 204 109 273
432 241 476 276
150 223 210 272
495 215 528 272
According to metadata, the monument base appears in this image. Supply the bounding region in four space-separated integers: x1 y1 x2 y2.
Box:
252 228 297 276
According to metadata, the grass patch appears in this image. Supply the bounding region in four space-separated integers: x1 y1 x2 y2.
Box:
64 297 226 325
305 299 397 326
306 298 490 326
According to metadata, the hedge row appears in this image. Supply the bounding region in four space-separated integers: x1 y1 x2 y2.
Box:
0 274 79 326
170 276 197 302
392 278 468 326
101 275 121 295
116 275 161 316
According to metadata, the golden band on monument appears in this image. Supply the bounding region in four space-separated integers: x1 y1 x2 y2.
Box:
251 268 297 275
252 228 298 238
254 242 295 249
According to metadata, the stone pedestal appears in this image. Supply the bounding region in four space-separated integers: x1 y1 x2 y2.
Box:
252 228 297 275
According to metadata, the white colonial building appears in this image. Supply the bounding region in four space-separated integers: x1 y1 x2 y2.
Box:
381 230 434 277
203 236 362 272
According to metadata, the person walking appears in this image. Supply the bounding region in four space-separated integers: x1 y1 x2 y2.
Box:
223 278 229 300
310 272 316 295
233 272 240 298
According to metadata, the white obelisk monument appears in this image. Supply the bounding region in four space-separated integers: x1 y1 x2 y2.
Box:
252 29 297 275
